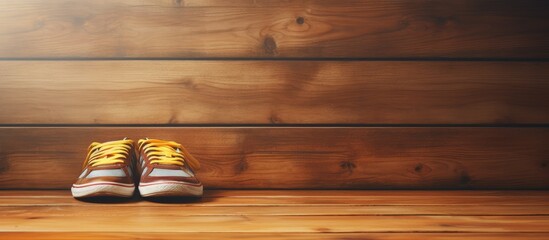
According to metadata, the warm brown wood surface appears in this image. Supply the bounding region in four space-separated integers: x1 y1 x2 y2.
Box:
1 61 548 124
2 215 549 232
1 0 548 58
0 127 547 189
1 0 547 238
1 233 549 240
0 190 548 238
2 190 549 206
3 204 549 215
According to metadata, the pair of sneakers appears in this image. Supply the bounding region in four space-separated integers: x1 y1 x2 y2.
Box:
71 138 203 198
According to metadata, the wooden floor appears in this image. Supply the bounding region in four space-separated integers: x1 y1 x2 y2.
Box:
0 190 548 239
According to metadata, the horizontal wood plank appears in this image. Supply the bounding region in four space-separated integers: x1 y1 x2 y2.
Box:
2 214 549 233
1 190 548 208
0 127 547 189
0 190 549 206
0 190 547 238
2 233 549 240
0 0 548 58
1 61 548 124
3 205 549 216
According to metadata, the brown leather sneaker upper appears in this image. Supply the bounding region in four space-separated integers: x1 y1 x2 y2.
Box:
136 138 201 186
73 139 136 187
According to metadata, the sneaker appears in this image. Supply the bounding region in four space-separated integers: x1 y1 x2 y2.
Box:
136 138 203 197
71 139 136 198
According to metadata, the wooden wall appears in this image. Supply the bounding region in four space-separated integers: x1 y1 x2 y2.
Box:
0 0 547 189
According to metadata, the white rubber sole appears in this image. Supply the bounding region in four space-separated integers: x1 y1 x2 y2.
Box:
71 182 135 198
139 181 203 197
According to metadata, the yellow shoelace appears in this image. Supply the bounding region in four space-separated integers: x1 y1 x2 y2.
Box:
83 139 134 168
138 139 201 170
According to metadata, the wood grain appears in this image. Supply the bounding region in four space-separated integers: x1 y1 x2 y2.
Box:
0 208 549 233
1 61 548 124
3 205 549 216
1 233 549 240
2 214 549 232
0 127 547 189
1 0 548 58
1 190 547 238
1 190 548 207
6 189 549 197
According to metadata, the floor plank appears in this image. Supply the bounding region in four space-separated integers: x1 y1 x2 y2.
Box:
2 214 549 232
1 190 548 206
0 190 547 237
2 205 549 216
2 233 548 240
